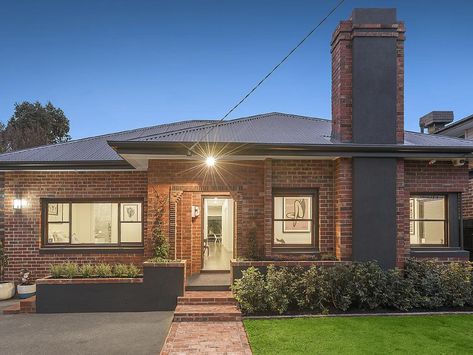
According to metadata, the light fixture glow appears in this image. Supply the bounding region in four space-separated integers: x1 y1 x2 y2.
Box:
205 156 216 167
13 198 27 209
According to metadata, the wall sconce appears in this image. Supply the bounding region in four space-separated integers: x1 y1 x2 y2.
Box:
13 198 27 210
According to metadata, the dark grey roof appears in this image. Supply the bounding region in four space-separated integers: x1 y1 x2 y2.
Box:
0 120 214 163
129 113 333 145
435 113 473 136
1 112 473 168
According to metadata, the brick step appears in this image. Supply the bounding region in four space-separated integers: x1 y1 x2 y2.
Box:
185 284 231 291
20 296 36 313
2 296 36 315
173 304 242 322
3 303 20 315
177 291 237 305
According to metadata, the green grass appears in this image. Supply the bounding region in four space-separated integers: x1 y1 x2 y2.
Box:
244 315 473 355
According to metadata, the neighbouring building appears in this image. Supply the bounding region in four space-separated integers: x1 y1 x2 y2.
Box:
1 8 473 282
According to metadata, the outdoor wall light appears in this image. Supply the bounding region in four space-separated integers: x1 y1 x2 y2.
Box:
13 198 27 210
205 156 216 167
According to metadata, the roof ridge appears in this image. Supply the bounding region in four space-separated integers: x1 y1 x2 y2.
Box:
150 112 328 140
0 119 214 157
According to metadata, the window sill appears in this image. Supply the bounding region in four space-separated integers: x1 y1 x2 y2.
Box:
410 247 470 259
39 246 144 254
271 247 318 254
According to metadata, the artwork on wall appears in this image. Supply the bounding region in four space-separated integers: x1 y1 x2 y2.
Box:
122 203 139 222
283 196 311 233
48 203 58 216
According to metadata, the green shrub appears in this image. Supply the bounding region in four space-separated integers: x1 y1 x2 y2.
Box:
79 264 95 278
50 263 64 278
62 262 79 278
440 262 472 307
95 263 113 277
324 264 354 311
265 266 295 314
231 267 267 314
351 262 387 310
126 264 140 278
384 269 416 311
405 259 445 309
113 264 129 278
299 266 329 313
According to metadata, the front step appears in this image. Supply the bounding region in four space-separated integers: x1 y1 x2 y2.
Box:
185 284 231 291
173 304 241 322
2 296 36 315
178 291 236 305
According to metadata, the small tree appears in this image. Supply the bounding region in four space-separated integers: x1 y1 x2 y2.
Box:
0 240 7 281
151 189 170 261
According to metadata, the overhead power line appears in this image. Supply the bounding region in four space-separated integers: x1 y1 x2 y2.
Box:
188 0 346 153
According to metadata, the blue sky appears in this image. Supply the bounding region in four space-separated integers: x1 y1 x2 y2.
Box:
1 0 472 139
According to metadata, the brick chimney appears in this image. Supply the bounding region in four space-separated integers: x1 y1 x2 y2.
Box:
419 111 454 133
331 8 405 144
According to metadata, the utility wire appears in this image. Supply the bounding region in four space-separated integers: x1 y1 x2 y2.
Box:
188 0 346 153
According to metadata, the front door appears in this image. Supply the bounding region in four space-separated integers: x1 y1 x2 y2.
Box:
202 197 234 271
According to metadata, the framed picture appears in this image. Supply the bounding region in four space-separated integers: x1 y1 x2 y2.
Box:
409 199 416 235
283 196 311 233
122 203 139 222
48 203 58 216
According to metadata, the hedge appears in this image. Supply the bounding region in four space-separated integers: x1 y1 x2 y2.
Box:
231 259 473 314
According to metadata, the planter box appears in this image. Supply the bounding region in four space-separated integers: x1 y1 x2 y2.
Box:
36 261 185 313
231 259 351 282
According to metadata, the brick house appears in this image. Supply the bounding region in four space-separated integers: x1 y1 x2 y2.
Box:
1 8 472 282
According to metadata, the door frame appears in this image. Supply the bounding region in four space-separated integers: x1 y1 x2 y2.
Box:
200 194 235 271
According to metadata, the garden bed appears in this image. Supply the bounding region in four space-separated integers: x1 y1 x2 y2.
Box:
231 259 350 282
36 261 185 313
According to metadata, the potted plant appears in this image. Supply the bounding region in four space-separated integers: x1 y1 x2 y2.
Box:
0 240 15 300
17 269 36 299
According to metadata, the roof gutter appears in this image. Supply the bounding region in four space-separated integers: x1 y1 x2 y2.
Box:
0 160 134 171
108 141 473 158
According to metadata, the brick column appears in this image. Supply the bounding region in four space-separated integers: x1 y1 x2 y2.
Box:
334 158 352 260
263 158 272 257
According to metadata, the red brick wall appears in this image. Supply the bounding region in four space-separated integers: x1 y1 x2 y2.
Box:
334 158 352 260
148 159 349 274
2 171 148 281
147 159 265 274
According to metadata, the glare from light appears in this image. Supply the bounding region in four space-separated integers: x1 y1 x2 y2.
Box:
206 156 216 167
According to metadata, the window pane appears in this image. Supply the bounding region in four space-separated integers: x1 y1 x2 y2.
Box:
411 196 445 220
273 221 312 245
120 223 142 243
121 203 142 222
274 196 312 220
47 203 69 222
48 223 70 243
410 221 446 245
71 203 118 244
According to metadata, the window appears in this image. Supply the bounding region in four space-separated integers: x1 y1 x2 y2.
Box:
43 200 143 247
410 195 447 246
273 191 317 248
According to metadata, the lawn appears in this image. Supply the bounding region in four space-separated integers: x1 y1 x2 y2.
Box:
244 315 473 355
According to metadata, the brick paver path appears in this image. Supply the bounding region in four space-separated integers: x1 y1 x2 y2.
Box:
160 321 252 355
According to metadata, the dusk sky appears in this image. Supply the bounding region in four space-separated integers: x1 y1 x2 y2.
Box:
1 0 472 139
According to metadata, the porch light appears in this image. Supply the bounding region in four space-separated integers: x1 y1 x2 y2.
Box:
13 198 27 209
205 156 216 167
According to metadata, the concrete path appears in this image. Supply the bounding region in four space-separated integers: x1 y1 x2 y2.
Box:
0 303 173 355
